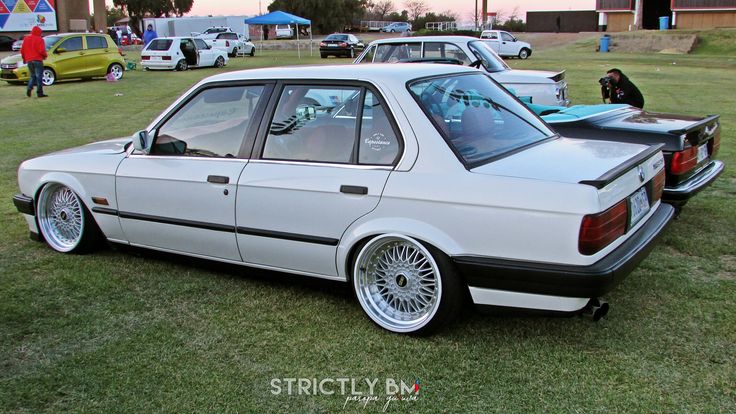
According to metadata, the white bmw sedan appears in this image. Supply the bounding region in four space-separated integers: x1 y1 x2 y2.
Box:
13 64 674 335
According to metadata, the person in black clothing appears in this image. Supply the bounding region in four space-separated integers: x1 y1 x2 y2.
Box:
600 68 644 109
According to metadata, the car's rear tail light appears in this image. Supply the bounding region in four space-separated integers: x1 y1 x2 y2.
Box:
340 42 348 47
319 42 326 47
579 200 627 255
141 55 150 60
225 40 230 47
708 130 721 158
118 47 123 56
162 56 172 60
651 168 665 203
670 146 698 175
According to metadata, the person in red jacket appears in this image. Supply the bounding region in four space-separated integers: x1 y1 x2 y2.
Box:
20 26 48 98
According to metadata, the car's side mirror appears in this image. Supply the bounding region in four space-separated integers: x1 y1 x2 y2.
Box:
55 47 66 54
133 130 152 153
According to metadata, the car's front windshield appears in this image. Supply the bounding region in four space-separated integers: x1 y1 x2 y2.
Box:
43 36 63 50
409 73 555 167
467 40 509 73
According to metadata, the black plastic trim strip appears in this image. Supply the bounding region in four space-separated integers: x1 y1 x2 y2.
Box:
13 194 34 215
579 144 664 189
118 211 234 233
236 227 339 246
340 185 368 195
91 207 119 216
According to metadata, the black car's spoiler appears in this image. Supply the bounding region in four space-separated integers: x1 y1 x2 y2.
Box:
580 144 664 189
667 114 719 135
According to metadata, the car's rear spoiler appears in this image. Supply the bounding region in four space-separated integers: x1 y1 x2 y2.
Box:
579 144 664 189
667 114 719 135
549 71 565 82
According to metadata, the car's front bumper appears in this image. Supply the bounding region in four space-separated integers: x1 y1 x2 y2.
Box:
663 160 724 205
1 67 27 81
455 203 675 307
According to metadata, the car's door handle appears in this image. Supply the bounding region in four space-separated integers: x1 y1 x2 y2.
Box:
340 185 368 195
207 175 229 184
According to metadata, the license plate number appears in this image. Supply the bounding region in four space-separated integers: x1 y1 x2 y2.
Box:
629 187 650 226
151 56 161 60
697 144 708 163
328 44 338 47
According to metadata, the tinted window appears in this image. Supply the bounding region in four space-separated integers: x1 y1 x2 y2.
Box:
219 32 238 40
147 39 172 51
410 73 554 166
423 43 471 64
326 34 348 41
58 36 83 52
43 35 63 50
86 36 108 49
263 86 360 163
194 38 208 49
374 43 421 62
153 86 265 157
359 91 400 165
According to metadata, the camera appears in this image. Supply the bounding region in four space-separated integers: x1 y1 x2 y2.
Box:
599 75 614 87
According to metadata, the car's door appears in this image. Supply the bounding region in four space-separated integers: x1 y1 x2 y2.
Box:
194 38 215 66
236 83 402 277
500 32 517 56
115 83 272 260
82 35 112 76
51 36 86 78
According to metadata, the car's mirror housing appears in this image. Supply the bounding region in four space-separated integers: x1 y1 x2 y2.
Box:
133 130 152 153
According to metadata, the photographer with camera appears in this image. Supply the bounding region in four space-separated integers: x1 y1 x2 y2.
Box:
599 68 644 109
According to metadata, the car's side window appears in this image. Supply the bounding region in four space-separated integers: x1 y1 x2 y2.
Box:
152 85 265 158
263 86 360 163
86 36 107 49
194 38 208 50
358 45 376 63
59 36 83 52
358 91 400 165
501 33 514 42
423 43 471 64
375 43 421 62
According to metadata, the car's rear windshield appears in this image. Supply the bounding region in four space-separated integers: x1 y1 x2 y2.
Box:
326 34 348 41
147 39 173 51
409 73 554 167
467 40 509 73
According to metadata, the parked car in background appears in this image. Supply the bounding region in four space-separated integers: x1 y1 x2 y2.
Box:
275 24 294 39
0 35 16 51
239 34 256 56
1 33 124 86
524 102 724 208
194 26 236 39
319 33 364 58
204 31 244 57
12 64 673 334
480 30 532 59
381 22 411 33
141 37 228 71
12 36 24 51
355 36 569 106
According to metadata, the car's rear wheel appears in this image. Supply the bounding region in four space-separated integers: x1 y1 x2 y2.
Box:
214 56 225 68
249 48 255 57
176 59 188 71
107 63 124 81
36 183 99 253
353 234 463 335
42 68 55 86
518 48 530 59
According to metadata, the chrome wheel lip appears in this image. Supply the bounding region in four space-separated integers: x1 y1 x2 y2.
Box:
353 234 442 333
110 64 124 80
37 183 84 252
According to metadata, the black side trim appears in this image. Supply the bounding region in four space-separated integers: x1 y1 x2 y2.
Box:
236 227 339 246
580 144 664 189
92 207 119 216
13 194 34 215
119 211 234 233
455 203 675 298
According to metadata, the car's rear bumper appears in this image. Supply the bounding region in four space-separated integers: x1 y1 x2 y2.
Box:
455 202 675 302
141 61 177 70
663 160 724 204
319 47 351 54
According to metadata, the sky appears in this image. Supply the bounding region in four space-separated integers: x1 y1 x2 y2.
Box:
181 0 596 21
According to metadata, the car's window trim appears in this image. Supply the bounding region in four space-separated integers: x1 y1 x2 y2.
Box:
148 80 275 159
253 79 404 167
406 71 558 170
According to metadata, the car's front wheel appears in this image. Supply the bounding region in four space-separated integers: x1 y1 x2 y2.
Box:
352 234 463 335
107 63 124 81
36 183 100 253
41 67 55 86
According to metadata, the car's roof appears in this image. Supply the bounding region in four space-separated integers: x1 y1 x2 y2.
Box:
371 35 477 44
205 63 478 84
46 33 107 37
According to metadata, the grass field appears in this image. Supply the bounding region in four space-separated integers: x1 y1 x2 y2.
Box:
0 40 734 413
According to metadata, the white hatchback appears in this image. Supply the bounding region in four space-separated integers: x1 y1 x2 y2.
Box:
141 37 229 71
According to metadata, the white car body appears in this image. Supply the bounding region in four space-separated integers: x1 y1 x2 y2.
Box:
12 38 22 51
141 36 228 70
354 36 568 106
275 24 293 39
13 64 673 334
480 30 533 59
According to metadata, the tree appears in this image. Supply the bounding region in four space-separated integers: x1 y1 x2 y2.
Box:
268 0 370 34
403 0 428 24
112 0 194 31
370 0 395 20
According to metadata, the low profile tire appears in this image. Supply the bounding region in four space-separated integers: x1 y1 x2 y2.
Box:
176 59 188 71
36 183 100 253
228 49 236 57
108 63 124 81
249 48 255 57
214 56 225 68
352 234 463 335
518 48 530 59
42 67 55 86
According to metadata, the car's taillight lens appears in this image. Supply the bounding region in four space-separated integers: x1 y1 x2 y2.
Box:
319 42 326 47
652 168 665 202
340 42 348 47
579 200 628 255
162 56 171 60
670 146 698 175
708 130 721 158
141 55 150 60
225 40 230 47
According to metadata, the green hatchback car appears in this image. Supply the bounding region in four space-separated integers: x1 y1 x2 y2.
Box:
0 33 125 86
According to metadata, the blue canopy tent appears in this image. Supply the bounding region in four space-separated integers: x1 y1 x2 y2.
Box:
244 11 313 58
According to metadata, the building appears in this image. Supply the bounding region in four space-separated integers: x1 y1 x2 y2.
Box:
526 11 598 32
597 0 736 31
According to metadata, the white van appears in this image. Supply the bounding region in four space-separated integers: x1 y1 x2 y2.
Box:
275 24 294 39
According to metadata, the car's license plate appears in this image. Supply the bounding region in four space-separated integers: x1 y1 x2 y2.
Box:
151 56 161 60
328 44 337 47
629 187 650 226
697 144 709 163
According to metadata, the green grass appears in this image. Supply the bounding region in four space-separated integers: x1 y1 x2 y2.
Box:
1 42 735 413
